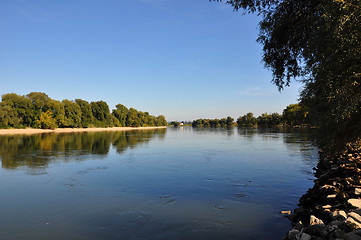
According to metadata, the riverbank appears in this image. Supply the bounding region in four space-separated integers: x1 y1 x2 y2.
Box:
284 143 361 239
0 126 167 135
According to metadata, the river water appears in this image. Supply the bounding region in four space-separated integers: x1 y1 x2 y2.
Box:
0 127 319 240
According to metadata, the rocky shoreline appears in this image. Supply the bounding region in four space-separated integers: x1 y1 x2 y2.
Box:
284 143 361 240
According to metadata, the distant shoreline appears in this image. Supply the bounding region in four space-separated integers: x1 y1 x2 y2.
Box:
0 126 167 135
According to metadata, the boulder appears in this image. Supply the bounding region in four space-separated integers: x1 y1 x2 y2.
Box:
320 224 338 237
296 232 311 240
322 205 332 209
310 215 325 226
293 221 304 231
349 212 361 224
321 185 337 191
349 199 361 209
287 229 299 240
343 229 361 240
355 188 361 195
327 194 337 199
344 217 361 230
329 220 342 227
330 210 347 220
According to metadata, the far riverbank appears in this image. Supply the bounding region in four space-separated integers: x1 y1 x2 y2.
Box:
0 126 167 135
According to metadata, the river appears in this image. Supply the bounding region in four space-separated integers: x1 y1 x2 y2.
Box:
0 126 319 240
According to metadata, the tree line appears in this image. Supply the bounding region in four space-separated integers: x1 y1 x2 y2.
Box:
192 116 235 127
192 103 309 127
0 92 167 129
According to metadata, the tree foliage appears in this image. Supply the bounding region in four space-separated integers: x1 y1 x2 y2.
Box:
62 99 82 128
36 110 57 129
112 104 128 127
75 99 93 128
282 104 309 126
192 117 235 127
91 101 111 127
216 0 361 144
257 112 282 127
193 104 309 128
237 112 257 126
0 92 167 129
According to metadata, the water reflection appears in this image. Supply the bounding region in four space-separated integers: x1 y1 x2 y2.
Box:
192 126 235 136
0 129 166 169
0 127 319 240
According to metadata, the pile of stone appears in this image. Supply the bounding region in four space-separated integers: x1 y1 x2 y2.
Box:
284 143 361 240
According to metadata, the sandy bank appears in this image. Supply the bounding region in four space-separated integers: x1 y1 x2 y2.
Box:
0 126 167 135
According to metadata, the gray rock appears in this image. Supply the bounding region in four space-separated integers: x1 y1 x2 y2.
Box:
296 232 311 240
287 229 299 240
344 229 361 240
293 221 304 231
321 224 338 237
329 220 342 227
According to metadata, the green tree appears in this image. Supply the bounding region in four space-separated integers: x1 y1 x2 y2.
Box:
155 115 167 126
1 93 33 127
36 110 57 129
270 112 282 126
257 113 271 127
257 112 282 127
0 92 166 130
282 103 309 126
75 99 93 127
27 92 50 125
47 99 66 127
62 99 82 128
112 104 129 127
237 112 257 126
126 108 141 127
91 101 112 127
192 119 203 127
0 104 20 128
225 116 234 127
216 0 361 144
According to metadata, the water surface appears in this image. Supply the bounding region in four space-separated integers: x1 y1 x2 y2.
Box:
0 127 318 240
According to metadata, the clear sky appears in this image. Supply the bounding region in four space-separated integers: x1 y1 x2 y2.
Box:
0 0 303 121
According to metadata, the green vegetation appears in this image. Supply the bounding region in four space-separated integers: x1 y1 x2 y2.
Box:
215 0 361 146
193 103 309 128
192 116 235 127
0 92 167 129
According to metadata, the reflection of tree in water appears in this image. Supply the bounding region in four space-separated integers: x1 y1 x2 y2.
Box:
237 127 319 175
282 128 319 176
237 127 257 138
192 126 235 136
237 127 315 142
0 129 166 169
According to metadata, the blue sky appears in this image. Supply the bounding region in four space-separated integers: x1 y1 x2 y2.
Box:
0 0 302 121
